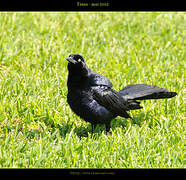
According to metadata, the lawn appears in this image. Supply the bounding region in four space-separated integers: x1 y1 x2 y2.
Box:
0 12 185 168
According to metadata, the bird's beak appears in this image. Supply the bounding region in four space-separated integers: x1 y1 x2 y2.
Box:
65 57 77 64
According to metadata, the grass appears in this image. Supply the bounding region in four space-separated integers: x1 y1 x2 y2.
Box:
0 12 185 168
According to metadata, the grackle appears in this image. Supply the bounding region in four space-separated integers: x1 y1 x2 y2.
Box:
65 54 177 134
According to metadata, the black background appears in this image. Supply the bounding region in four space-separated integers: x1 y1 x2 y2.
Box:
0 0 185 11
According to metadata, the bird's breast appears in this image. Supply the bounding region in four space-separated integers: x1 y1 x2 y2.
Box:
67 89 115 124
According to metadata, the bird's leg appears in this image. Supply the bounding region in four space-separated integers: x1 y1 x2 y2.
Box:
91 124 96 134
106 123 111 135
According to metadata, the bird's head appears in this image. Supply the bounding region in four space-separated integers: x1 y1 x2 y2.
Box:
65 54 85 64
65 54 88 76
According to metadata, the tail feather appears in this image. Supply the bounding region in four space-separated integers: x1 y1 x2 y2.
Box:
126 99 143 110
119 84 177 100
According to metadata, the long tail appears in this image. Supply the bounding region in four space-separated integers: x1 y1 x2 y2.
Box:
119 84 177 101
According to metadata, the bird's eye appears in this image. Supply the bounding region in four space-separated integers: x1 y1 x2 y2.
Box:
78 59 81 62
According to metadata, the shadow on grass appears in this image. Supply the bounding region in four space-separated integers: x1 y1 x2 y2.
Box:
56 123 91 138
55 112 153 138
1 112 154 140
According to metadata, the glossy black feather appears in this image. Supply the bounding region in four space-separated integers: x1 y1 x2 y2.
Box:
89 70 113 88
66 54 177 133
119 84 177 100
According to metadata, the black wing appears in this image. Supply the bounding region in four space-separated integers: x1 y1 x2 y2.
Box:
89 70 113 87
92 86 138 118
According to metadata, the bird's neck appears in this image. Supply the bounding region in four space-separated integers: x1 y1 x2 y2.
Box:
67 63 89 89
67 63 89 77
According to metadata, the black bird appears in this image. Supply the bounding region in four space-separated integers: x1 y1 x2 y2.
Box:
65 54 177 133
